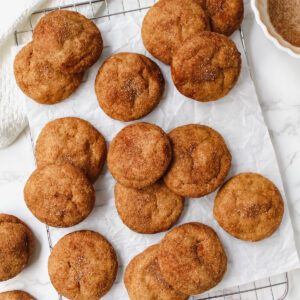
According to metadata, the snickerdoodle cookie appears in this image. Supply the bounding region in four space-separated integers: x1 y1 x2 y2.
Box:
164 124 231 198
0 291 36 300
171 32 241 102
48 230 118 299
14 42 83 105
95 52 164 121
115 180 184 233
141 0 210 65
124 244 189 300
213 172 284 241
0 214 34 281
107 122 172 189
35 117 106 183
158 222 227 295
33 10 102 73
24 164 95 228
197 0 244 36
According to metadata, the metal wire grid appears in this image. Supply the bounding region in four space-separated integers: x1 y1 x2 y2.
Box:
15 1 289 299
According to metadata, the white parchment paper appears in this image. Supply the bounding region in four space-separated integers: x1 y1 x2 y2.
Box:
20 13 299 299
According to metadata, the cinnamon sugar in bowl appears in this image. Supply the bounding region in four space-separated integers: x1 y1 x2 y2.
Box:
251 0 300 58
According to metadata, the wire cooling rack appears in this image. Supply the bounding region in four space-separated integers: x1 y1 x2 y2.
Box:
14 0 289 299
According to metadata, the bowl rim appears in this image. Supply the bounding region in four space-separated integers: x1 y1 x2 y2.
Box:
251 0 300 58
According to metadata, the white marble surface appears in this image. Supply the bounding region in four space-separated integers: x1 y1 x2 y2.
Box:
242 1 300 299
0 0 300 299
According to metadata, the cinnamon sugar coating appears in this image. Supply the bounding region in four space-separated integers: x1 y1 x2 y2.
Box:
142 0 210 65
35 117 106 183
14 42 83 105
124 245 188 300
24 164 95 228
48 231 118 300
95 52 164 121
0 291 36 300
0 214 34 281
115 181 184 234
171 32 241 102
164 124 231 198
213 172 284 241
268 0 300 47
158 222 227 295
33 10 102 73
197 0 244 36
107 122 172 189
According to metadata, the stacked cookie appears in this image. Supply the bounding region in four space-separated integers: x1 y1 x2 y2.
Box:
123 173 284 299
142 0 243 102
24 117 106 228
109 123 232 235
125 222 227 299
164 124 232 197
142 0 243 64
93 0 243 122
21 117 119 299
111 123 284 298
107 122 230 297
14 10 103 105
107 122 185 234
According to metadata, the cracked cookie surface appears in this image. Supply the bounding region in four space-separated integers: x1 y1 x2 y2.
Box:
171 31 241 102
142 0 210 65
33 10 102 73
158 222 227 295
14 42 84 105
95 52 164 121
124 244 189 300
0 290 36 300
0 214 34 281
197 0 244 36
35 117 106 183
107 122 172 189
115 180 184 234
213 172 284 241
24 164 95 228
48 230 117 300
164 124 231 198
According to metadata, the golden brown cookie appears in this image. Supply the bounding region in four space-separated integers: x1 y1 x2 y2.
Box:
141 0 211 65
164 124 231 198
14 42 84 105
124 244 189 300
33 10 102 73
48 230 118 300
197 0 244 36
213 172 284 242
95 52 164 121
171 31 241 102
35 117 106 183
0 291 36 300
115 180 184 234
107 122 172 189
24 164 95 228
0 214 34 281
158 222 227 295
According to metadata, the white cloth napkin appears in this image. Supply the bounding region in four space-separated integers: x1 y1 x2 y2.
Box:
0 0 43 148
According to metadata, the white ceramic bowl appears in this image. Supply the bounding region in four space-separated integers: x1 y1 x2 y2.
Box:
251 0 300 58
